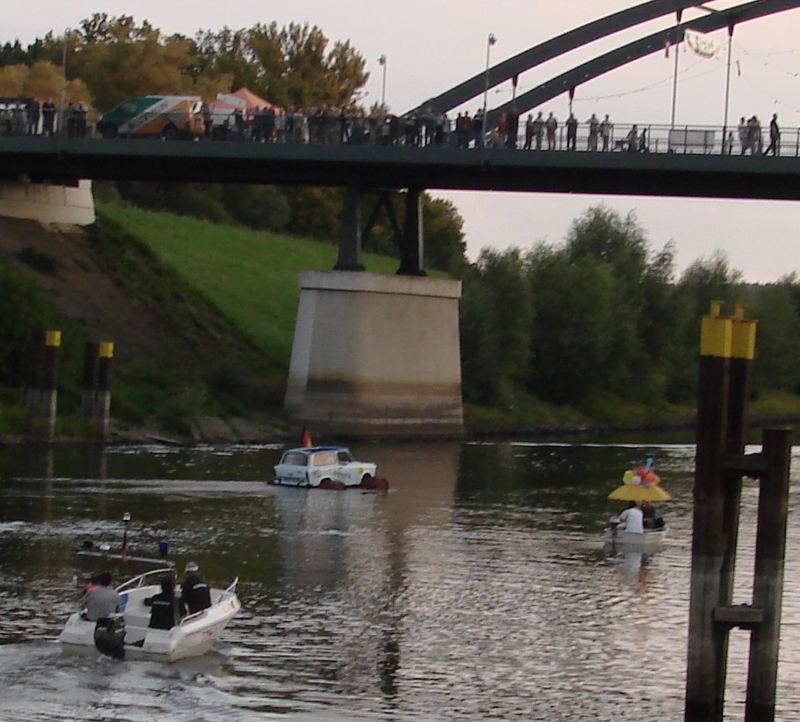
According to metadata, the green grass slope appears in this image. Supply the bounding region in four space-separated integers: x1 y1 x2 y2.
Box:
98 203 399 370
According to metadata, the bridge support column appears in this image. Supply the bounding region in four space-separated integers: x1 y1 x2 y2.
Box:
0 178 94 225
334 184 365 271
398 188 426 276
285 270 463 438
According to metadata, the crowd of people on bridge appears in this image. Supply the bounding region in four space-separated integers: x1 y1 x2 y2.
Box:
736 113 781 156
0 97 89 137
1 92 786 157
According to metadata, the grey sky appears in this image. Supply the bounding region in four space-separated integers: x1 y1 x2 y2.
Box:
7 1 800 280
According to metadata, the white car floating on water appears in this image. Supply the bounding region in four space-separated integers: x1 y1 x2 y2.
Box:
273 446 379 489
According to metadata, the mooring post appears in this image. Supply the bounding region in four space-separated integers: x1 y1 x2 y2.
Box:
685 300 734 722
27 330 60 442
334 183 365 271
94 341 114 440
81 341 99 420
745 427 792 722
397 187 427 276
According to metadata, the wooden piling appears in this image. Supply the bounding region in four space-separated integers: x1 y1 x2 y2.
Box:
81 341 99 419
685 301 734 722
26 330 60 442
745 428 792 722
94 341 114 440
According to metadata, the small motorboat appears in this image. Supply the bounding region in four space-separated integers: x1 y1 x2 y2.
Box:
604 516 668 551
59 568 240 662
604 456 671 552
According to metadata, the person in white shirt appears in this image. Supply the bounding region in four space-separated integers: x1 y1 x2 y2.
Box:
618 501 644 534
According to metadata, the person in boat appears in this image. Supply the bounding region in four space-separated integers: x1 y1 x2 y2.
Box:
81 570 120 621
641 500 656 529
618 501 644 533
181 561 211 614
144 576 183 630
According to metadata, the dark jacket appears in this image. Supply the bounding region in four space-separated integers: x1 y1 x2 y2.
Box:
145 591 183 629
181 576 212 614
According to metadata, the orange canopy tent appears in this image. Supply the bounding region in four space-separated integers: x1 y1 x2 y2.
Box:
217 87 280 112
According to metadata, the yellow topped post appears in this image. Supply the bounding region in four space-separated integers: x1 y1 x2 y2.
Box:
700 300 732 358
731 303 757 360
44 330 61 347
98 341 115 359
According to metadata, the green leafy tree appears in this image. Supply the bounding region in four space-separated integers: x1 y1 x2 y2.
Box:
460 248 533 407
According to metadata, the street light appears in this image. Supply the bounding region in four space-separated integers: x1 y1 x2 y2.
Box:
481 33 497 146
59 28 70 137
378 54 387 108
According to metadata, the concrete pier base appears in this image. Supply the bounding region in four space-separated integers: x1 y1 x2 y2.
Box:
285 271 463 438
0 179 95 225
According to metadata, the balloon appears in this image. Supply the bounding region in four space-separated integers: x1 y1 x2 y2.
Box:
636 466 646 479
645 471 657 485
623 469 635 483
644 455 654 471
632 475 642 485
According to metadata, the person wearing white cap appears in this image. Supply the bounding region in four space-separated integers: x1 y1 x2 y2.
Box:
181 561 211 614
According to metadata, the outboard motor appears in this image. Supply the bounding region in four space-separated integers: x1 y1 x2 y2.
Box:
94 614 126 660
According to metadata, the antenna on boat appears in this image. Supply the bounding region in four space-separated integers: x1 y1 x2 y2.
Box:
121 512 130 561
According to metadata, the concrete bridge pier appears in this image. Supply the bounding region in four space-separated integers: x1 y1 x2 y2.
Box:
0 177 95 225
285 185 463 438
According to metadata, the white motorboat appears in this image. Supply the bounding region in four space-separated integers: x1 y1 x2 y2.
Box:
59 568 240 662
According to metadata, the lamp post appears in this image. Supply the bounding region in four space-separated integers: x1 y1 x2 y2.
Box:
481 33 496 146
670 11 682 129
59 28 69 137
378 54 387 108
721 22 735 154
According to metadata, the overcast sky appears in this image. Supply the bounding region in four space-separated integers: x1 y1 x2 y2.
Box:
7 1 800 281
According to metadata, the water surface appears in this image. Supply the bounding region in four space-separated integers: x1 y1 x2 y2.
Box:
0 438 798 721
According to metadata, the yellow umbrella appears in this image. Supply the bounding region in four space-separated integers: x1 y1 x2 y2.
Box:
608 484 672 502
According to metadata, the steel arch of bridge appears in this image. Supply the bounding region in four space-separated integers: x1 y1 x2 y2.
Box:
412 0 800 126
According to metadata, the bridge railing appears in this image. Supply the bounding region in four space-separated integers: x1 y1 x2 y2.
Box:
3 112 796 157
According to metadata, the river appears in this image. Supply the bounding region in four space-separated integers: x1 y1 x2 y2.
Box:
0 436 799 721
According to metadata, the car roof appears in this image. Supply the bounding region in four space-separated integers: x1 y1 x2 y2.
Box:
284 446 350 454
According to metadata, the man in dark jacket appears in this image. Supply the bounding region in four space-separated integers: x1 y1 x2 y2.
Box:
145 576 182 629
181 561 211 614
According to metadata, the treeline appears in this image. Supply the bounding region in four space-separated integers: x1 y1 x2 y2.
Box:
460 206 800 411
0 15 368 112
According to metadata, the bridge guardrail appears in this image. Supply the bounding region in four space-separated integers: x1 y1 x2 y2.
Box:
1 113 793 158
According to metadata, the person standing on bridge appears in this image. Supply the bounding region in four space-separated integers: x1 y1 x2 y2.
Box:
765 113 780 156
41 99 55 136
545 112 557 150
523 114 534 150
534 111 545 150
565 113 578 150
626 125 638 152
587 113 599 151
738 117 749 155
600 114 613 151
27 99 40 136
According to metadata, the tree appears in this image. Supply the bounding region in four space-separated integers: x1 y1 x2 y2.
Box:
460 248 533 407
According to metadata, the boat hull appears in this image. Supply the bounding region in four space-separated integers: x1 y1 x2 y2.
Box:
604 527 667 551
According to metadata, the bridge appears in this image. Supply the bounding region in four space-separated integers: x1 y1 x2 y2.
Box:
2 0 800 449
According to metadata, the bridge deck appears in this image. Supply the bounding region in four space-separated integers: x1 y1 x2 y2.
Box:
1 137 799 201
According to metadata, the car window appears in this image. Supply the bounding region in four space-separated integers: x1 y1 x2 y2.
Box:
312 451 337 466
337 452 352 464
120 101 137 114
281 452 308 466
